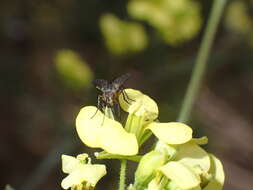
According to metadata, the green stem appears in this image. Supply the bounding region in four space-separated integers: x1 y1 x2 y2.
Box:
119 160 127 190
178 0 227 123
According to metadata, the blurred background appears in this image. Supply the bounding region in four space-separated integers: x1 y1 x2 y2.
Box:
1 0 253 190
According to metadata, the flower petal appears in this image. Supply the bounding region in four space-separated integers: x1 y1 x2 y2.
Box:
99 125 138 155
203 154 225 190
61 170 83 189
76 106 138 155
62 155 83 174
80 164 107 187
119 89 158 121
147 122 192 144
61 164 106 189
159 161 200 190
76 106 103 148
174 143 210 175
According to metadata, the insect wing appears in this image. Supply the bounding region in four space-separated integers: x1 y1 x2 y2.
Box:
112 73 131 89
93 79 108 91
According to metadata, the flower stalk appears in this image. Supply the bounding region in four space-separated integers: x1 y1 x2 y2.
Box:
119 160 127 190
178 0 227 123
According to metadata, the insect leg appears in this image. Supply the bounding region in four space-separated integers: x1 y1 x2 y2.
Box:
115 103 121 121
122 89 135 104
124 90 135 102
101 107 106 126
91 95 102 119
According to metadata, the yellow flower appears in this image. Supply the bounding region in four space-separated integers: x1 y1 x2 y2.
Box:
61 153 106 190
76 89 193 156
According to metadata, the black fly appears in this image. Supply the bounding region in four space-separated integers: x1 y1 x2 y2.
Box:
92 73 134 121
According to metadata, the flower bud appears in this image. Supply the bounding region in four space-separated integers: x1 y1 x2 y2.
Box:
134 150 167 190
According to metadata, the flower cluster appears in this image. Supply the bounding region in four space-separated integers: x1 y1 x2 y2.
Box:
61 89 225 190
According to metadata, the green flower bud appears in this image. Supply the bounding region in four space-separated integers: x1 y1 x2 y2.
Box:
134 150 167 190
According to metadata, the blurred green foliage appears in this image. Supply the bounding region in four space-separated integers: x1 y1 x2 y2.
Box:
4 185 15 190
225 0 252 34
128 0 202 45
54 49 94 90
100 14 148 55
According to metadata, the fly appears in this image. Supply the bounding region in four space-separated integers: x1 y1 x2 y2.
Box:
92 73 134 121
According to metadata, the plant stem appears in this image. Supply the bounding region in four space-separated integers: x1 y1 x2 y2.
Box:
119 159 127 190
178 0 227 123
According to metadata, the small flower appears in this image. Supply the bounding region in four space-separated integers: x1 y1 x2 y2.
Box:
61 153 106 190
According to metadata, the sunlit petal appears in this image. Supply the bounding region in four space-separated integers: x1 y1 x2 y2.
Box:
62 155 84 174
119 89 158 121
174 143 210 175
147 122 192 144
61 169 85 189
100 125 138 155
160 161 200 190
76 106 138 155
76 106 103 148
